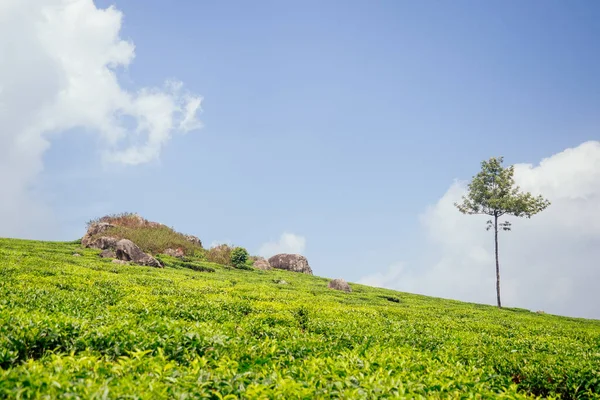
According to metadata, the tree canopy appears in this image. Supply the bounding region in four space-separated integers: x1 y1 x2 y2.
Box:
455 157 550 220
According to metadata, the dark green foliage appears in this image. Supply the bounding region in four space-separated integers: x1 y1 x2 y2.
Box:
293 306 310 331
180 263 215 273
382 295 401 303
0 238 599 399
172 260 215 273
155 254 216 272
230 247 249 269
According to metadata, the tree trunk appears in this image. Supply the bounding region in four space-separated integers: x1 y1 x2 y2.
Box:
494 213 501 308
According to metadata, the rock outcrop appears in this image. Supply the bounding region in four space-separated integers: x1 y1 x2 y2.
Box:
164 248 185 258
252 257 272 270
184 235 202 248
87 236 118 250
268 254 312 275
81 223 115 248
99 249 116 258
115 239 162 268
81 215 203 258
328 278 352 292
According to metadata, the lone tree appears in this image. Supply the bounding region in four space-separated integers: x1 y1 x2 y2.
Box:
455 157 550 308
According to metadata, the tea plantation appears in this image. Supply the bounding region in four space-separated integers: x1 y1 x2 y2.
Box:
1 238 599 399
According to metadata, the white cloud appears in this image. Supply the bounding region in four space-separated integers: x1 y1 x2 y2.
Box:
209 240 233 248
361 141 600 319
359 262 405 288
258 232 306 258
0 0 202 238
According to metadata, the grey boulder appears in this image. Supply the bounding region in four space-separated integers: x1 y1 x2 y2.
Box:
328 278 352 292
268 254 312 275
87 236 118 250
252 257 272 270
184 234 202 248
99 249 116 258
115 239 163 268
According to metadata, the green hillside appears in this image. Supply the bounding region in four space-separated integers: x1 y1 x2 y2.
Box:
1 238 599 399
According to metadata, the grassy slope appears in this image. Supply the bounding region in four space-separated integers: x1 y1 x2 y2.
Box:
0 238 599 399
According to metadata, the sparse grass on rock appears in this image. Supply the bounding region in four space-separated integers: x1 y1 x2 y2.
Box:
86 213 203 256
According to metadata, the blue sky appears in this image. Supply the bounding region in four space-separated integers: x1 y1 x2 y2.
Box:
2 0 600 317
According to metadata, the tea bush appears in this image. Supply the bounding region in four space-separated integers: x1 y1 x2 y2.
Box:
0 238 599 399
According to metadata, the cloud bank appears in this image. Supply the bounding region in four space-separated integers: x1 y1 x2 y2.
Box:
361 141 600 319
0 0 201 238
258 233 306 258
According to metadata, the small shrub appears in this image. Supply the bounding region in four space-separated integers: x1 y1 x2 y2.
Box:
206 244 233 266
157 255 215 272
230 247 249 269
